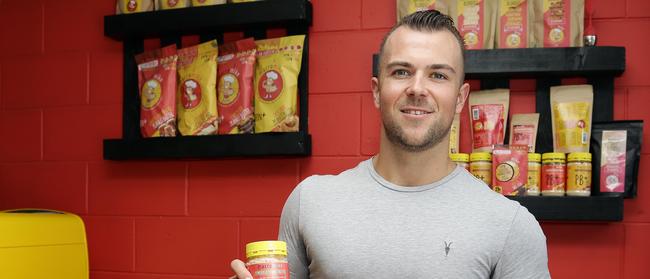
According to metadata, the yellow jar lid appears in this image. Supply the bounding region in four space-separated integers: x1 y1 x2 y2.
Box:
246 240 287 258
567 152 592 162
528 153 541 162
449 153 469 162
470 152 492 161
542 152 566 161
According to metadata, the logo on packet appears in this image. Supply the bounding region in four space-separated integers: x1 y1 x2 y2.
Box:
141 79 162 109
127 0 138 11
168 0 178 7
218 74 239 106
181 79 202 109
258 70 283 102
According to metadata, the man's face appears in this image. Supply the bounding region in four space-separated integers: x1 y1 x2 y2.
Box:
371 27 469 152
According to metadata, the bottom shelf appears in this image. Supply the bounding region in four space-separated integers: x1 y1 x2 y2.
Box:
507 195 624 222
103 131 311 160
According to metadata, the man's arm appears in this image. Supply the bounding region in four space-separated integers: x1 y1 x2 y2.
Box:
492 207 551 279
279 181 310 278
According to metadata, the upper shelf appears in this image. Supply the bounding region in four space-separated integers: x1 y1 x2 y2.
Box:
372 46 625 79
104 0 313 40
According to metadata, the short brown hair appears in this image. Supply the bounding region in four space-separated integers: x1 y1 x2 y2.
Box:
377 10 465 82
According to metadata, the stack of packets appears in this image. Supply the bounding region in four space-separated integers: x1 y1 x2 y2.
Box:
396 0 585 48
135 35 305 137
116 0 259 14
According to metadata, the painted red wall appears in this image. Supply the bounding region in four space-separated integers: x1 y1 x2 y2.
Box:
0 0 649 278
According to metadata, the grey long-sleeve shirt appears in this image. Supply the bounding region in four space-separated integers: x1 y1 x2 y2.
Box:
279 159 550 279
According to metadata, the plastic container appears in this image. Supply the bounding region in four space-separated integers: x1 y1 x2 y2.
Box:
526 153 541 196
470 152 492 186
566 152 592 196
245 240 289 279
541 152 566 196
450 153 470 170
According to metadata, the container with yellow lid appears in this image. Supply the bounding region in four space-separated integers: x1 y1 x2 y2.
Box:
450 153 470 170
470 152 492 186
245 240 288 279
567 152 592 196
541 152 566 196
526 153 541 196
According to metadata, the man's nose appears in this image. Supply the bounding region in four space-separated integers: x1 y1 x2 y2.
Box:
407 73 428 97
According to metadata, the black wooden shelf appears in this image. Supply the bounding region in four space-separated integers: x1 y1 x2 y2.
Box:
103 0 313 160
104 132 311 160
508 196 624 221
105 0 313 40
372 46 625 78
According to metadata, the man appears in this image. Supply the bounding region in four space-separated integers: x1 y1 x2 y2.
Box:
231 10 549 278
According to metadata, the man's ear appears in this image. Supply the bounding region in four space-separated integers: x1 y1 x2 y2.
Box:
456 82 470 114
371 77 380 109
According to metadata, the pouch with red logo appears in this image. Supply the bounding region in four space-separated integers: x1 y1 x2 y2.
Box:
177 40 219 135
191 0 226 6
254 35 305 133
116 0 154 14
217 38 256 134
155 0 190 10
468 89 510 152
135 45 178 137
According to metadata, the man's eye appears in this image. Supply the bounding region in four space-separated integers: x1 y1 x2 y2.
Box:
432 72 448 80
393 70 410 77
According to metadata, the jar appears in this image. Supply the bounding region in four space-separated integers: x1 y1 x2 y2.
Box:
526 153 541 196
450 153 470 170
470 152 492 186
541 152 566 196
245 241 289 279
566 152 592 196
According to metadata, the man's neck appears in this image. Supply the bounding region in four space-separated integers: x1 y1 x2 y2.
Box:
373 136 457 187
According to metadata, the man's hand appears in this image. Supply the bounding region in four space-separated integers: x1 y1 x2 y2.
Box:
229 259 253 279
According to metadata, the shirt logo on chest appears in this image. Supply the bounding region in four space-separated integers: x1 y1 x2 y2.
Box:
444 241 453 257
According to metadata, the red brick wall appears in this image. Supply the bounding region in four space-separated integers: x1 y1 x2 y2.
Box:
0 0 648 278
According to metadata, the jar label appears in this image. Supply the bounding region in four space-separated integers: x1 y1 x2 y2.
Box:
567 163 591 192
248 262 289 279
541 164 565 192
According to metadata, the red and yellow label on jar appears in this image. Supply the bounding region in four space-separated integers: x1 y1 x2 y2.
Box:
567 152 592 196
541 152 566 196
470 152 492 186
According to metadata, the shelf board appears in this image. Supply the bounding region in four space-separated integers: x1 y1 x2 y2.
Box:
103 132 311 160
104 0 313 40
372 46 625 78
508 195 623 221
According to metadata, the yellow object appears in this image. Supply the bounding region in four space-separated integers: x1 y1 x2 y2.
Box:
0 209 88 279
567 152 592 196
449 153 469 163
542 152 566 163
526 153 542 195
246 240 287 258
470 152 492 186
254 35 305 133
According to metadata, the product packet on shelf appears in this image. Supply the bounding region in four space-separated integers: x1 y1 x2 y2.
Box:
396 0 450 22
192 0 227 6
177 40 220 135
217 38 256 134
591 120 644 198
116 0 154 14
509 113 539 153
496 0 533 48
449 113 460 154
492 144 529 196
156 0 190 10
254 35 305 133
135 45 178 138
469 89 510 152
449 0 497 49
550 84 593 153
532 0 584 47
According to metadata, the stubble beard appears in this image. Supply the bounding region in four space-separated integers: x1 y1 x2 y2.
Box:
381 102 452 153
